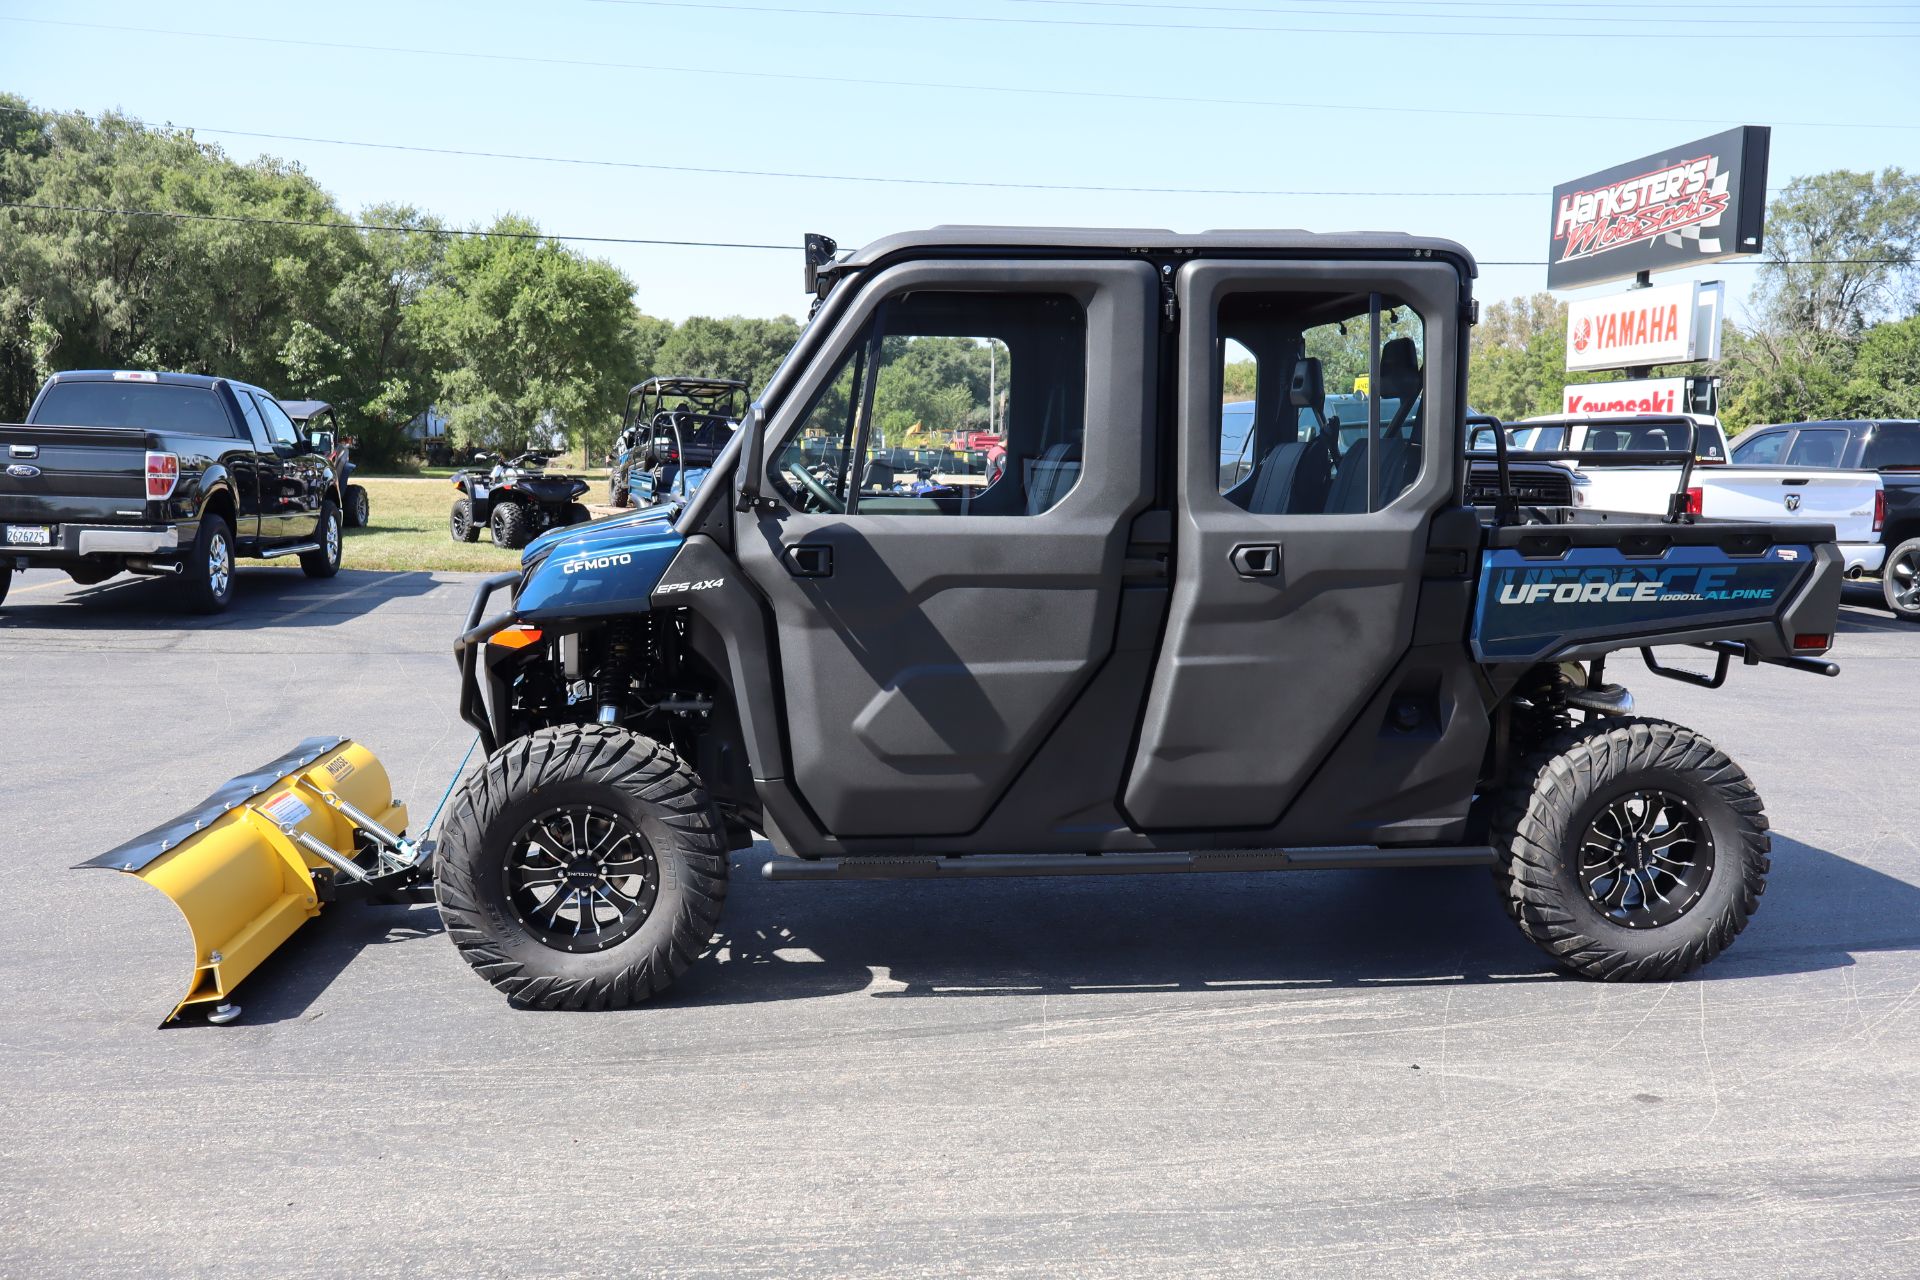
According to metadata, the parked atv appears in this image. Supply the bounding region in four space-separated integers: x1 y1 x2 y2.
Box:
449 451 590 549
281 400 371 528
608 376 745 509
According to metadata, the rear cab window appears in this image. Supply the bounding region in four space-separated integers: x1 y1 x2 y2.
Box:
30 380 235 436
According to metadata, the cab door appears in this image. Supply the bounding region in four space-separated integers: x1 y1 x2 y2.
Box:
1123 259 1467 831
736 259 1157 838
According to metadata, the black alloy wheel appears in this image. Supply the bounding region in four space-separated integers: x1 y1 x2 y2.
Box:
502 805 660 954
1576 789 1715 929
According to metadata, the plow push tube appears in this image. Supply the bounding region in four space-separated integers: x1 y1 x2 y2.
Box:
80 738 418 1024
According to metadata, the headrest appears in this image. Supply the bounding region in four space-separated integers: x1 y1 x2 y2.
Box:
1379 337 1422 401
1288 357 1325 419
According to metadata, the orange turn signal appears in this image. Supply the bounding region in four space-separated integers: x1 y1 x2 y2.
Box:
487 626 544 650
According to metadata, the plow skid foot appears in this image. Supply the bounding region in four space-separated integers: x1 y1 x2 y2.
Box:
80 737 415 1024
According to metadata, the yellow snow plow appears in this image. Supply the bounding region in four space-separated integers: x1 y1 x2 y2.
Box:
82 737 431 1025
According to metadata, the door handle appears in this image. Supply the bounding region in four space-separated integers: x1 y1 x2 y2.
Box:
1229 543 1281 578
782 543 833 578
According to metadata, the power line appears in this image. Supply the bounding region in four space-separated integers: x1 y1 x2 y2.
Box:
0 106 1543 198
1009 0 1920 24
7 17 1914 133
582 0 1920 38
5 202 1910 270
1022 0 1920 9
0 202 791 250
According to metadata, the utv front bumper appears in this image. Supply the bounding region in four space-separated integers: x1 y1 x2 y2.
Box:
454 570 524 751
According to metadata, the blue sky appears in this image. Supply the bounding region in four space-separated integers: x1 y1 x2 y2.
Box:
3 0 1918 322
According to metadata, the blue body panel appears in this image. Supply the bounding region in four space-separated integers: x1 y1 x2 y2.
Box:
628 463 710 509
515 505 684 620
1473 544 1814 663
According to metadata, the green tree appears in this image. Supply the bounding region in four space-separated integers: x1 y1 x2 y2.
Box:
1843 314 1920 419
413 215 639 456
1754 169 1920 335
653 315 802 394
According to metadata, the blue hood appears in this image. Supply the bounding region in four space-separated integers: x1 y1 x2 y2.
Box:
515 506 684 620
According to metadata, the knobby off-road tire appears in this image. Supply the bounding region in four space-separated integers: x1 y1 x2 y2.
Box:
181 512 235 613
609 466 630 508
434 726 728 1010
1883 536 1920 622
490 501 530 549
345 483 371 529
450 497 479 542
1490 716 1769 981
300 502 342 578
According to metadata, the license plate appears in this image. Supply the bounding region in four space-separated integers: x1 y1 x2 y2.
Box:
4 524 52 546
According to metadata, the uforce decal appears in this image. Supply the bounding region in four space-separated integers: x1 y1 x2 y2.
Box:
1497 565 1776 607
655 578 725 595
562 552 634 575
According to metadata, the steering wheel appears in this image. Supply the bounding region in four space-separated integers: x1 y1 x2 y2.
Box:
786 460 845 514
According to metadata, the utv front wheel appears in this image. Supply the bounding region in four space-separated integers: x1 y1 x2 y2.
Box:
434 726 728 1010
1491 717 1769 981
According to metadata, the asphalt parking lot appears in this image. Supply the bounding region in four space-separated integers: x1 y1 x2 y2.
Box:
2 565 1917 1278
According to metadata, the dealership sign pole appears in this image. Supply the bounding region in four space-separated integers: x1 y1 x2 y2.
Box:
1551 126 1769 415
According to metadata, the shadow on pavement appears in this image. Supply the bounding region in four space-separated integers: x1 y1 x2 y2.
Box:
0 567 443 630
669 836 1920 1007
182 900 445 1027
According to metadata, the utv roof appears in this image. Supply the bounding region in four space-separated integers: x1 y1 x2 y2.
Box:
277 399 334 422
629 377 749 400
842 226 1478 275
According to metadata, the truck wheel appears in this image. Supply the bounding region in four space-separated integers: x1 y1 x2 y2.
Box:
0 568 10 609
345 484 371 529
1490 717 1769 982
490 501 530 549
566 502 592 526
300 502 342 579
434 726 728 1010
450 498 479 543
181 513 235 613
1883 536 1920 621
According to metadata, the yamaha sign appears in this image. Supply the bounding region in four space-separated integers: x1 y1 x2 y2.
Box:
1548 126 1771 290
1565 280 1724 373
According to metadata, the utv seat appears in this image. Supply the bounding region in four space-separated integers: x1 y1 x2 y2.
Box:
1248 437 1334 514
1025 442 1081 514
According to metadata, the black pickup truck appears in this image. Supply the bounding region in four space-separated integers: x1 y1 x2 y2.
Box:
1731 418 1920 620
0 370 344 612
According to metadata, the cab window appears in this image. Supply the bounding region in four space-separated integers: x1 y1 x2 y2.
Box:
1212 291 1425 514
771 291 1085 516
254 394 301 450
1732 429 1786 465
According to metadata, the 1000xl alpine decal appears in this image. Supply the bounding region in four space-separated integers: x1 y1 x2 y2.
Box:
1473 545 1812 662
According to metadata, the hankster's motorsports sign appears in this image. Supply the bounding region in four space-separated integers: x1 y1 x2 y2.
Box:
1549 126 1771 290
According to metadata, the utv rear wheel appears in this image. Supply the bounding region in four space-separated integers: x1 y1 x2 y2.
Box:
1883 536 1920 621
566 502 592 526
300 502 342 578
490 501 529 549
434 726 728 1010
1490 717 1769 981
609 466 630 507
450 497 479 543
182 513 235 613
344 483 370 529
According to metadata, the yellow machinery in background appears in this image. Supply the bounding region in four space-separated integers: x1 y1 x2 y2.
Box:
83 737 431 1025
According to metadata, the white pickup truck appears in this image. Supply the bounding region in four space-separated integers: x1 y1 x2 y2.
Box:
1500 414 1887 577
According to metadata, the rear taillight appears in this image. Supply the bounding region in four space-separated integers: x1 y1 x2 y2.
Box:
1874 489 1886 533
145 451 179 500
1794 634 1831 652
1685 486 1704 517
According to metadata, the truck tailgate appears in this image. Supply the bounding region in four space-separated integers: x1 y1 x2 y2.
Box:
0 423 150 525
1703 467 1881 542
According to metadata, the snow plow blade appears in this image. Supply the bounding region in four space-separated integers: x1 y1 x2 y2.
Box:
81 737 424 1025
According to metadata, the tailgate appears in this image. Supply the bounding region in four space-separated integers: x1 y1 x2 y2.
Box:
0 423 150 525
1704 467 1880 541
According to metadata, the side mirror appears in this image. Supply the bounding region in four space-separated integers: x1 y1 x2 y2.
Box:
735 403 771 512
309 431 334 455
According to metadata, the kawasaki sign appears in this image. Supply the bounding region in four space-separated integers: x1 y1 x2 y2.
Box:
1548 126 1771 290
